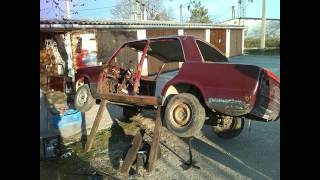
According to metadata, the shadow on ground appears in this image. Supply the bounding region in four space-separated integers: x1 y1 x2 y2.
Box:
178 120 279 180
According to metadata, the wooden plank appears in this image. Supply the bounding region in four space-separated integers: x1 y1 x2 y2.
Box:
147 108 162 172
84 100 107 153
119 130 143 177
99 93 161 106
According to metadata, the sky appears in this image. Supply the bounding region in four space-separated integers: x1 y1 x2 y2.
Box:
40 0 280 22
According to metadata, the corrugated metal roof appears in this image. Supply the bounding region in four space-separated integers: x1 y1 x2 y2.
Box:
40 19 246 31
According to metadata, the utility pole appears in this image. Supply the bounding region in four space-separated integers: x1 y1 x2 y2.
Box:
65 0 71 19
65 0 74 81
238 0 241 18
180 5 183 22
232 6 235 19
129 0 132 20
260 0 266 49
136 0 141 20
238 0 242 25
142 3 147 20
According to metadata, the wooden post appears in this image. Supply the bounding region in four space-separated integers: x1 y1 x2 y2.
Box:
84 100 107 153
147 107 162 172
119 129 143 177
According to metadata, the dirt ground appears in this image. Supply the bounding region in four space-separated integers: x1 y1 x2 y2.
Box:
40 55 280 180
40 109 279 180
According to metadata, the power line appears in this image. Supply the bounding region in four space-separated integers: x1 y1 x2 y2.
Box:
74 10 109 17
72 4 120 12
45 2 54 15
40 8 49 11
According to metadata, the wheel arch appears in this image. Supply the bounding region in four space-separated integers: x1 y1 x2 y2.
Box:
161 82 206 107
75 75 91 91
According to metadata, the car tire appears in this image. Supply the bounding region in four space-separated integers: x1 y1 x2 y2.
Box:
123 106 141 118
164 93 205 137
212 117 244 139
74 84 95 112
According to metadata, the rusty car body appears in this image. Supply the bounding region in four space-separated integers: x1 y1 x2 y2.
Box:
74 35 280 138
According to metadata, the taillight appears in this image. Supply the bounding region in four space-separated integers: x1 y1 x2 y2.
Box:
262 68 280 83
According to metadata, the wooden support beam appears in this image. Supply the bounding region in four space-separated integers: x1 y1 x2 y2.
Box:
99 93 161 106
147 107 162 172
119 129 143 177
84 100 107 153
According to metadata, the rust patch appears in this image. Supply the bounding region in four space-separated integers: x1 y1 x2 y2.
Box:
207 98 250 116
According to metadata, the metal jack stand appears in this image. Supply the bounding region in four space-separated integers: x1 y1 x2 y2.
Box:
183 137 200 170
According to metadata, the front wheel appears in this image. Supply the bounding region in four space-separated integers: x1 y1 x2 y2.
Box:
212 116 244 139
164 93 205 138
74 84 95 112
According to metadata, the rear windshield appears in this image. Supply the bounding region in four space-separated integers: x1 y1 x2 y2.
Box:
196 40 228 62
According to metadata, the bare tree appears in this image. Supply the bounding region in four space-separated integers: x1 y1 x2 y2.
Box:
111 0 169 20
110 0 132 19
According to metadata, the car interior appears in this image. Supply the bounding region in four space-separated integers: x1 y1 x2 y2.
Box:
101 38 185 97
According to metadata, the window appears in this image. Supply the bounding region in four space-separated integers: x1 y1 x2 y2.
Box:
196 40 228 62
110 45 139 71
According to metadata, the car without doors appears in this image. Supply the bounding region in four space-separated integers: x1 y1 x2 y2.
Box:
74 35 280 138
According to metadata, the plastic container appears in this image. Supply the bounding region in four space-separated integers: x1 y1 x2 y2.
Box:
52 108 82 129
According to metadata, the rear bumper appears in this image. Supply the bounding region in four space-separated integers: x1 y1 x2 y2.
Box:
250 69 280 122
250 100 280 122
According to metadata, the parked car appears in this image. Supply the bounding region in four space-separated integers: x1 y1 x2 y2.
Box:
74 36 280 138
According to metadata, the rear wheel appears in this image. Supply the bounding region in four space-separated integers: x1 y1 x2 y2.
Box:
212 116 244 139
164 93 205 137
74 84 95 112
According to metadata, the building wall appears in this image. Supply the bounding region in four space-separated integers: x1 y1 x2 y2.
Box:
96 30 138 63
146 29 177 38
95 30 139 71
184 29 206 41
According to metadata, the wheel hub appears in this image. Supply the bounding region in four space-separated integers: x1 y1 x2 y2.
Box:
77 88 88 106
172 103 191 127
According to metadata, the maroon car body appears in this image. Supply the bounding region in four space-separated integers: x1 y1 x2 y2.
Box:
74 35 280 138
76 36 279 121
